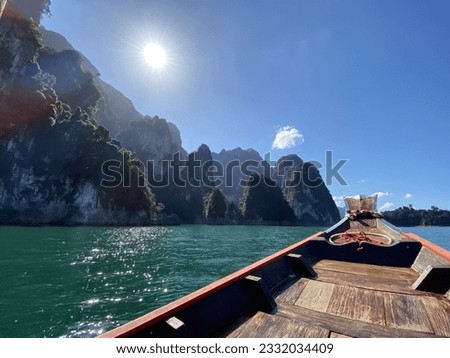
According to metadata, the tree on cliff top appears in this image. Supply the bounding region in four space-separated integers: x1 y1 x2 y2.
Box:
8 0 51 22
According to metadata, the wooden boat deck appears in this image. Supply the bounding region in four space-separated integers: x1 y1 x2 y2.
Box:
98 214 450 339
227 260 450 338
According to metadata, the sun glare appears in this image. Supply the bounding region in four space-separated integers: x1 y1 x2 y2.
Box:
144 43 167 69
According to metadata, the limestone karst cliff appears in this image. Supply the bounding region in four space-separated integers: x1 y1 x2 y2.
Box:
0 1 160 225
275 155 341 226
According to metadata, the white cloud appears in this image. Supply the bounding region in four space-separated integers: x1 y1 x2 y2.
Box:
271 126 304 150
372 191 391 198
357 179 366 184
379 202 395 211
405 193 413 199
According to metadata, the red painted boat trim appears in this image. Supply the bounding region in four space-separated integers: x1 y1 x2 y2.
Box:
98 231 324 338
402 232 450 261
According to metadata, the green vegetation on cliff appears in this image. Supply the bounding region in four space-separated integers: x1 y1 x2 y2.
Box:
203 188 227 222
7 0 51 22
240 173 296 225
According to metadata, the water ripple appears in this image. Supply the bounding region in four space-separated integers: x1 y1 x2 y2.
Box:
0 225 321 337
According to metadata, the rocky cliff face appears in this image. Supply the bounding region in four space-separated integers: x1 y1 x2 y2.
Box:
275 154 340 226
0 3 160 225
213 148 340 226
239 173 296 225
40 27 185 175
212 147 264 204
0 5 54 130
153 144 214 223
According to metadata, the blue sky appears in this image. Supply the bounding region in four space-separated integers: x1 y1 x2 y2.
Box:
42 0 450 210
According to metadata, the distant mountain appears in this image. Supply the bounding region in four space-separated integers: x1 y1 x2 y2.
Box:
240 173 296 225
153 144 215 223
40 28 100 77
213 149 340 226
275 155 340 226
212 147 263 204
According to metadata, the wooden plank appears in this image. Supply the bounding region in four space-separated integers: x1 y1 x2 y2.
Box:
295 280 335 312
302 325 331 338
276 303 441 338
314 260 418 281
315 269 425 295
384 292 434 333
222 315 252 338
412 265 450 294
421 296 450 336
412 248 450 273
275 278 309 305
287 254 317 277
227 311 266 338
164 316 189 337
349 219 377 229
330 332 352 338
327 285 386 325
230 311 329 338
245 275 277 313
316 266 415 287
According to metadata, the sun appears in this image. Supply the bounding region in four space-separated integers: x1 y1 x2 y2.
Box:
144 43 167 69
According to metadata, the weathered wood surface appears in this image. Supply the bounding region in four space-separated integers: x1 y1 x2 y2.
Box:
349 219 377 229
329 332 351 338
276 303 440 338
384 292 434 333
421 296 450 336
227 311 329 338
315 269 425 295
271 260 449 337
314 260 418 280
276 278 309 305
313 259 423 295
413 248 450 273
294 280 335 312
327 285 386 325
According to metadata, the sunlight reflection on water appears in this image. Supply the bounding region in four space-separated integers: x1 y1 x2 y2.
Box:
0 225 328 337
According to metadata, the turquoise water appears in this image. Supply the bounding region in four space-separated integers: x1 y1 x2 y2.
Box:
400 226 450 250
0 225 320 337
0 225 448 338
